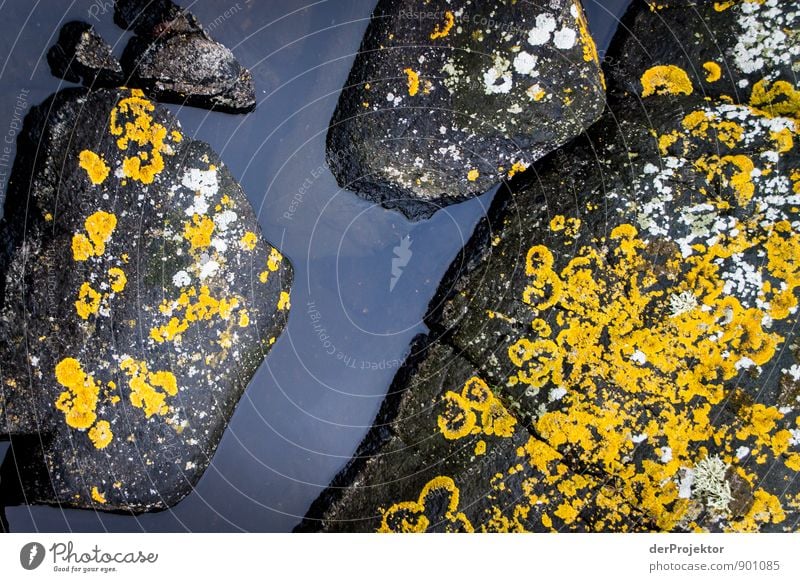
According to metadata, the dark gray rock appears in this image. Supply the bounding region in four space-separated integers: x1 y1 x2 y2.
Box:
47 21 124 88
116 0 256 113
303 0 800 532
326 0 606 220
115 0 194 34
0 87 292 511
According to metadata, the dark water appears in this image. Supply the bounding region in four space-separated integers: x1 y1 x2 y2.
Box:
0 0 630 532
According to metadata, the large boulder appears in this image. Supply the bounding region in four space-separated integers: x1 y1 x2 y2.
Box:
326 0 606 220
301 0 800 532
0 87 291 511
116 0 256 113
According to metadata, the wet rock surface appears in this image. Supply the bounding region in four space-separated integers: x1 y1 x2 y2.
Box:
0 87 291 511
47 21 124 88
116 0 256 113
326 0 606 220
301 0 800 532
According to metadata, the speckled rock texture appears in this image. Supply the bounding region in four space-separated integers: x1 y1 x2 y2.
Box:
47 21 125 88
326 0 606 220
0 87 291 511
116 0 256 113
300 0 800 532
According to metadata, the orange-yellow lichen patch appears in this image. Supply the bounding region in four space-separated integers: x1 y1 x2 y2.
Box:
770 128 794 153
438 391 476 440
507 161 528 179
260 247 285 282
151 285 244 343
119 357 178 418
695 155 757 205
575 1 600 66
91 486 107 504
437 376 516 440
183 215 215 249
750 79 800 120
108 267 127 293
640 65 693 98
501 211 792 525
268 248 283 271
703 62 722 83
682 110 744 149
467 169 479 182
72 211 117 261
54 358 99 430
429 11 454 40
713 0 735 10
278 291 291 311
378 476 473 533
88 420 113 449
75 282 102 319
110 89 174 184
79 150 110 185
403 68 420 96
727 490 786 532
240 231 258 251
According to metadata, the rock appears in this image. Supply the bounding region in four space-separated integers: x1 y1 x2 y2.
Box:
47 21 124 88
302 0 800 532
116 0 256 113
326 0 606 220
0 87 292 511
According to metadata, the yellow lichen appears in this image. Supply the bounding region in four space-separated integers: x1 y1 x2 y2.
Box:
703 62 722 83
467 169 479 182
437 377 516 441
750 79 800 120
403 68 420 96
429 11 454 40
75 282 102 319
507 161 528 178
119 357 178 418
54 358 99 430
278 291 291 311
183 215 214 249
267 247 283 272
108 267 127 293
575 0 600 68
79 150 110 185
150 285 244 343
641 65 694 97
110 89 173 184
240 231 258 251
378 476 473 533
72 211 117 261
88 420 113 449
91 486 107 504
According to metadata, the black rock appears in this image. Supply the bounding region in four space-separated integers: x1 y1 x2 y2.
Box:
0 87 292 511
326 0 606 220
47 21 124 87
116 0 256 113
114 0 196 35
302 0 800 532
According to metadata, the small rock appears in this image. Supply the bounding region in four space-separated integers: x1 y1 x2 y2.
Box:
116 0 256 113
47 21 124 87
0 87 291 511
326 0 606 220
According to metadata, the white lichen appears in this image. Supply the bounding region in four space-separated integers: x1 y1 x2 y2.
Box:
691 455 732 513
